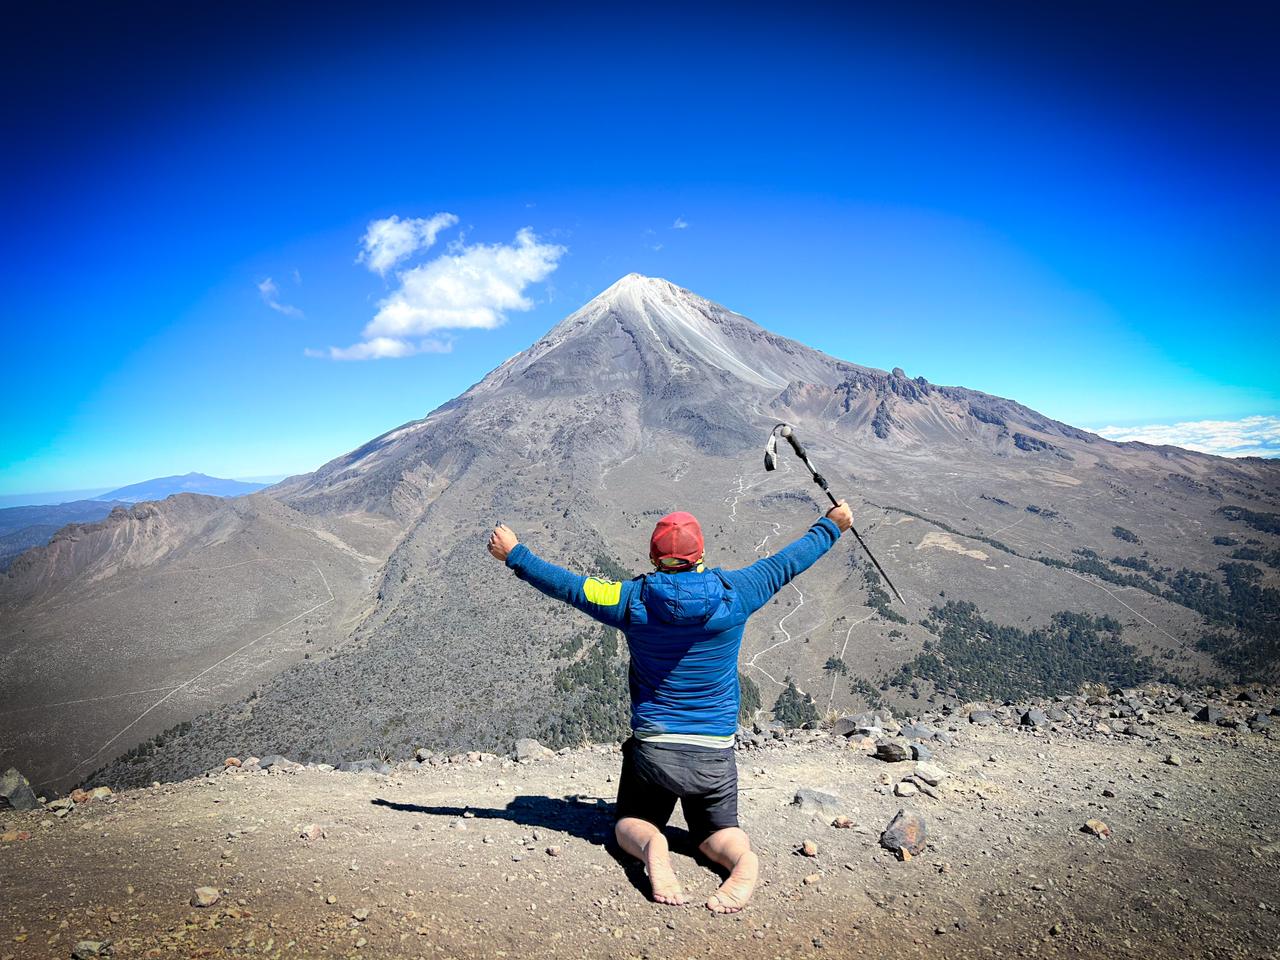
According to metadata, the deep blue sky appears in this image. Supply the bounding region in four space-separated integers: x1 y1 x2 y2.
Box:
3 2 1277 494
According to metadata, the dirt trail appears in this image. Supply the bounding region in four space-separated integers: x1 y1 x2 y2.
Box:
3 710 1277 960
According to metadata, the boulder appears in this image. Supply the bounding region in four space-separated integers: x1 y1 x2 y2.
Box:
913 761 950 787
514 738 553 763
792 788 844 818
969 710 996 726
874 739 912 763
0 768 39 812
899 722 940 741
829 717 860 738
191 886 221 907
1194 706 1224 724
908 741 933 761
880 809 927 858
1020 708 1049 728
1082 819 1112 839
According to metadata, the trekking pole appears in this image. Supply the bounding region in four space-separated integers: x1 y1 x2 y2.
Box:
763 422 906 604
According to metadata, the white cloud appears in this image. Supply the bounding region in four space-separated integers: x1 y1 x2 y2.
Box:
317 224 566 361
358 213 459 276
672 217 688 229
257 277 302 317
308 337 453 361
1096 415 1280 458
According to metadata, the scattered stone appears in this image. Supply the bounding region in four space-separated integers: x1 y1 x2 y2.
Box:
801 839 819 857
1195 706 1224 725
803 873 821 885
831 816 855 829
335 759 391 775
911 777 941 799
1051 923 1064 937
0 768 39 811
191 886 221 908
224 757 241 768
72 941 110 959
352 908 370 922
1164 753 1183 766
880 809 927 859
88 786 112 801
909 741 933 761
793 788 844 817
969 711 996 726
1082 819 1112 839
895 781 918 798
300 824 325 842
325 894 337 905
414 748 434 762
546 845 562 857
1102 788 1116 798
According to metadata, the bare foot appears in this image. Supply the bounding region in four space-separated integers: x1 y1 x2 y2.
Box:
706 850 759 914
644 841 687 906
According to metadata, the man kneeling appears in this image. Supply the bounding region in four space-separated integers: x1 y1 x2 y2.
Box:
488 502 851 910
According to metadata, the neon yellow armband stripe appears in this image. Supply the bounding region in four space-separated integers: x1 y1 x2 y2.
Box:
582 577 622 606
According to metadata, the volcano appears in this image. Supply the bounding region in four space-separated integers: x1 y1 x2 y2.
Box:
4 274 1278 792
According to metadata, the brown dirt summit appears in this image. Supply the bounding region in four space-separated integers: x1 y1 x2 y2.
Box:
3 688 1279 960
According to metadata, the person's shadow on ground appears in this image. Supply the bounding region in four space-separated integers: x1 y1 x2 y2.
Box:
371 794 726 899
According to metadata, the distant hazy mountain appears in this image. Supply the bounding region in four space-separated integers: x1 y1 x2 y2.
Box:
0 474 269 571
96 472 268 502
0 488 115 508
3 274 1277 794
0 499 127 571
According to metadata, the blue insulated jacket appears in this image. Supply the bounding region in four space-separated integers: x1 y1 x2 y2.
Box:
505 517 841 738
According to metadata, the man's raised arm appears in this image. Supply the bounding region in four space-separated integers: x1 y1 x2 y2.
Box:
487 524 632 628
723 501 852 614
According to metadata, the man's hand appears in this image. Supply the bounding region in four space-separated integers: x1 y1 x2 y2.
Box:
488 523 519 562
825 500 853 533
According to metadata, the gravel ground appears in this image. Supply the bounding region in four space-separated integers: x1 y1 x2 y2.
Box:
3 709 1279 960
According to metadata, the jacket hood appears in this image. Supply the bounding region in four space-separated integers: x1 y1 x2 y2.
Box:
639 570 731 626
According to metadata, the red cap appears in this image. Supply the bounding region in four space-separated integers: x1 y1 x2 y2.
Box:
649 512 704 570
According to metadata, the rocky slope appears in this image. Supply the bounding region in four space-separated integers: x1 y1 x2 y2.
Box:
3 274 1278 794
2 686 1278 960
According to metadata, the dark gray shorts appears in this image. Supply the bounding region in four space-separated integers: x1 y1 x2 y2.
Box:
615 737 738 840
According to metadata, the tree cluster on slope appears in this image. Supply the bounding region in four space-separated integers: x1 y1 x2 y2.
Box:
1218 505 1280 536
862 564 908 624
772 678 819 727
888 600 1171 701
